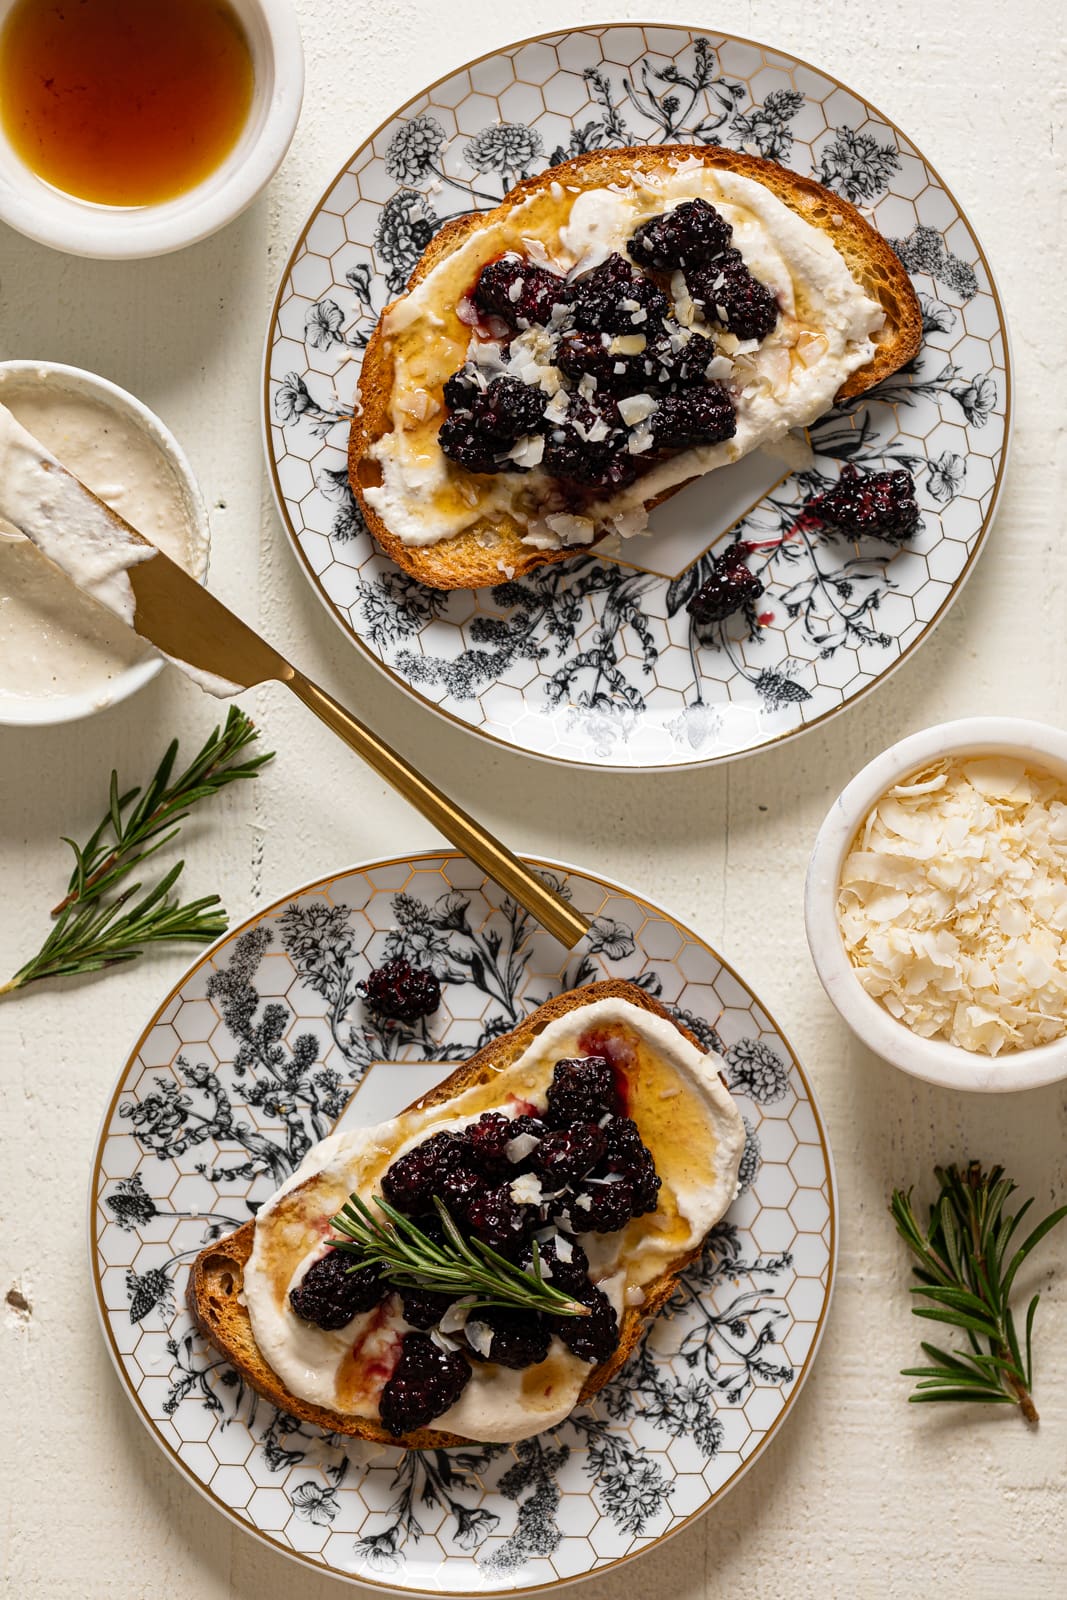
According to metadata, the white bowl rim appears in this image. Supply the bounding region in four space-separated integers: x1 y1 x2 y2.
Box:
0 0 303 259
0 358 210 727
805 716 1067 1093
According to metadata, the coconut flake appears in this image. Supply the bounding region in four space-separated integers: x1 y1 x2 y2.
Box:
508 433 545 469
838 756 1067 1056
544 513 596 547
574 1192 593 1211
554 1235 574 1263
465 1320 494 1359
509 1172 545 1206
431 1328 461 1353
617 393 656 426
506 1131 542 1163
439 1297 476 1335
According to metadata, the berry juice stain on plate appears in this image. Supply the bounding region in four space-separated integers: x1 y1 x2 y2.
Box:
0 0 253 207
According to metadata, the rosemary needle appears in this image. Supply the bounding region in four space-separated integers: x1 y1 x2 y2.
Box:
891 1161 1067 1422
1 708 273 997
330 1194 591 1319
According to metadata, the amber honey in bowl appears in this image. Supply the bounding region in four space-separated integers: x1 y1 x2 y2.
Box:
0 0 254 207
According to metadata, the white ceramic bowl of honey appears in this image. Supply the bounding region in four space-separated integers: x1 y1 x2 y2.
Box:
0 360 210 725
0 0 303 258
805 718 1067 1094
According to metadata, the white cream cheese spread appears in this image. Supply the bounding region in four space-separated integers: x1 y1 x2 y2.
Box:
362 159 884 551
243 997 745 1443
0 380 205 702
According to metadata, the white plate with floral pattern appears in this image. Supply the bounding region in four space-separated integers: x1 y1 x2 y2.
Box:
91 854 836 1592
264 23 1010 772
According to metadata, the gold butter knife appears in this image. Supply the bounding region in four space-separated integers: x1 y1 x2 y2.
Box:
0 408 589 950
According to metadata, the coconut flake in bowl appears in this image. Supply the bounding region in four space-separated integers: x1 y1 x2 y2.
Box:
806 719 1067 1093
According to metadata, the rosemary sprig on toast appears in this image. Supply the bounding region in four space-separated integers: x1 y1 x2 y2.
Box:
891 1161 1067 1421
1 708 272 995
330 1193 591 1319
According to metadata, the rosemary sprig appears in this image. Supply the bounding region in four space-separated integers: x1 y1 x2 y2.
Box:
330 1194 591 1319
1 708 273 997
891 1161 1067 1421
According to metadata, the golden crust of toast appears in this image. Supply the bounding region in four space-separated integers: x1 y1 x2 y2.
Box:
188 979 717 1450
349 144 921 591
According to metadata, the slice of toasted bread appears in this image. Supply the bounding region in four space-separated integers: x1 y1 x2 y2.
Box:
349 144 921 591
188 978 736 1450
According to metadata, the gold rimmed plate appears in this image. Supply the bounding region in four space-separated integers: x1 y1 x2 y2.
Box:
90 852 835 1591
263 23 1010 772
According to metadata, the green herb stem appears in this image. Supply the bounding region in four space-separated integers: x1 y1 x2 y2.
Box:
891 1161 1067 1422
330 1193 591 1320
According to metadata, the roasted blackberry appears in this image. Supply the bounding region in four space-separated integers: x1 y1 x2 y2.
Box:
378 1331 472 1436
545 1055 619 1129
437 413 509 474
572 1179 636 1234
813 463 920 543
358 957 441 1024
470 376 547 440
442 365 482 413
686 250 779 342
651 385 736 450
555 328 655 395
525 1233 591 1292
289 1249 385 1331
572 254 670 336
472 255 573 328
553 1280 619 1364
467 1184 535 1255
647 327 718 388
463 1112 514 1177
542 393 641 493
437 1164 489 1224
381 1130 468 1215
466 1308 551 1370
686 543 764 626
604 1118 661 1215
628 198 733 272
532 1123 607 1185
400 1287 457 1331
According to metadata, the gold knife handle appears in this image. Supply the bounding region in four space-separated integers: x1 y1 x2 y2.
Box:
285 668 590 950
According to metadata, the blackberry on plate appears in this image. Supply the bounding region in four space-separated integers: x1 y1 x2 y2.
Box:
686 543 764 626
378 1331 471 1436
472 255 573 329
358 957 441 1024
686 250 779 342
628 198 733 272
545 1055 619 1129
572 253 669 335
572 1179 637 1234
289 1249 385 1331
400 1287 457 1330
813 463 920 542
604 1118 661 1215
553 1281 619 1364
381 1130 468 1215
467 1184 536 1254
651 385 736 450
466 1307 551 1369
532 1123 607 1185
464 1111 516 1176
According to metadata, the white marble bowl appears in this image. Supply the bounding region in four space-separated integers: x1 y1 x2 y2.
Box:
805 717 1067 1093
0 0 303 258
0 360 209 726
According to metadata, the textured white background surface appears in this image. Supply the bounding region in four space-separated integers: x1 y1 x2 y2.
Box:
1 1 1065 1594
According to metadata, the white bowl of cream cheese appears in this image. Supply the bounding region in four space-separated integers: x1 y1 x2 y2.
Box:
806 718 1067 1093
0 0 303 258
0 360 209 725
